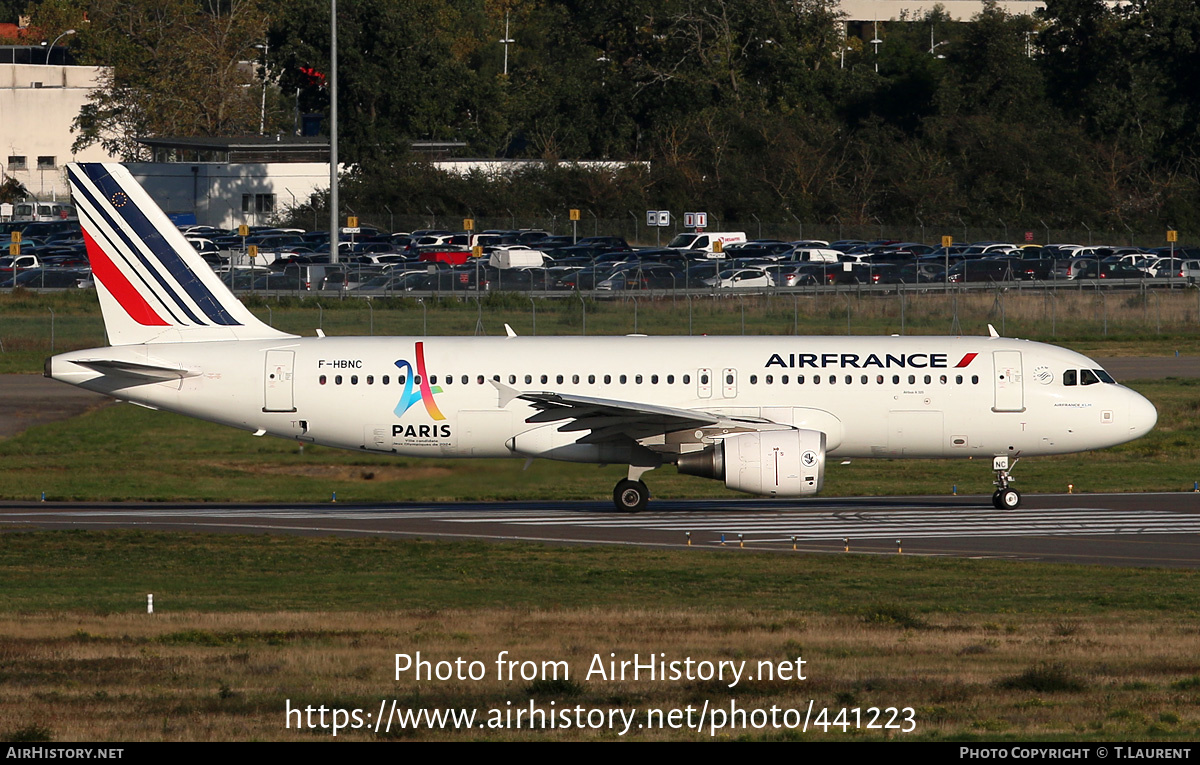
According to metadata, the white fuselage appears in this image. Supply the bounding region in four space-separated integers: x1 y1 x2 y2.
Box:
50 334 1157 463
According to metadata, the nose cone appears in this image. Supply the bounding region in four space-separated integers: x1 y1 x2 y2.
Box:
1128 390 1158 441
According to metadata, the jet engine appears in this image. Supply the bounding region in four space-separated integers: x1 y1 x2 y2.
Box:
677 429 825 497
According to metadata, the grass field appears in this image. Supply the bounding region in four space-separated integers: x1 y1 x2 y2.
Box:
2 287 1200 374
0 531 1198 741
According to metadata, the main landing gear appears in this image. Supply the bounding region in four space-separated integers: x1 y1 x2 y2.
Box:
613 462 656 512
613 479 650 512
991 454 1021 509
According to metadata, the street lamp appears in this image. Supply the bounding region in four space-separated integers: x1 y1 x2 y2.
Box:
44 29 75 65
253 42 269 135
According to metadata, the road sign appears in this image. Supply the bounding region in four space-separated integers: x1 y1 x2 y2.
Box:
569 209 581 221
684 212 708 228
463 218 475 231
8 243 17 255
1167 230 1178 243
656 210 669 226
1024 231 1034 242
941 235 953 248
347 216 358 229
248 245 259 259
238 224 249 237
10 231 19 243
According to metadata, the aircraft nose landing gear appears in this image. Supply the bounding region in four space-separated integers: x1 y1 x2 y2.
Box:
991 454 1021 509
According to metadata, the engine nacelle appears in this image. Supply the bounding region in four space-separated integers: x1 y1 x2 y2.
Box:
677 429 825 497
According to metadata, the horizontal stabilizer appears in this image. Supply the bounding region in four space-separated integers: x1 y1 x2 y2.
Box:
73 359 199 381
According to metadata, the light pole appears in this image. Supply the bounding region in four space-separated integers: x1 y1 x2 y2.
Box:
499 11 514 76
330 0 338 265
871 18 882 73
253 42 269 135
44 29 75 65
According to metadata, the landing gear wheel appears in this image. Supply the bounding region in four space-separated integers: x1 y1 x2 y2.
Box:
993 488 1021 510
613 479 650 512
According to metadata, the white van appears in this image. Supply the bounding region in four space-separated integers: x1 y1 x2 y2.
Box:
790 247 841 264
666 231 747 256
11 201 76 221
488 248 545 269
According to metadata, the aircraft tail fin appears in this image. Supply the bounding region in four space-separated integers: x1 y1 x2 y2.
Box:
66 162 295 346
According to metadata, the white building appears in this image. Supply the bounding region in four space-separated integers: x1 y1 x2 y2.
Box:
837 0 1120 21
124 159 332 230
0 63 121 199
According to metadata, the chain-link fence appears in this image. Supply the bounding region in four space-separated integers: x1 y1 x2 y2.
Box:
320 209 1184 251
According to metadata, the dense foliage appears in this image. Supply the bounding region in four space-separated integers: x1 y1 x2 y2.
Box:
19 0 1200 230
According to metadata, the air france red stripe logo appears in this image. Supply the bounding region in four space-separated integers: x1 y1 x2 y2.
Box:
81 229 169 326
954 353 978 368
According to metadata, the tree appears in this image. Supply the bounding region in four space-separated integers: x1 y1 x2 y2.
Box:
72 0 267 159
267 0 482 164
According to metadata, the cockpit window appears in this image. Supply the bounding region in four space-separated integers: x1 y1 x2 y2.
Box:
1094 369 1116 384
1063 369 1077 386
1080 369 1100 385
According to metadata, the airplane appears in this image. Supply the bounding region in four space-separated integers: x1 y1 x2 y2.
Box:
46 163 1158 512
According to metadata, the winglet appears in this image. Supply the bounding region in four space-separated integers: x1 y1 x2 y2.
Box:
988 324 1000 338
504 324 517 338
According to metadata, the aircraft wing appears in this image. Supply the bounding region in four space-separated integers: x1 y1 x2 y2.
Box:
494 382 785 444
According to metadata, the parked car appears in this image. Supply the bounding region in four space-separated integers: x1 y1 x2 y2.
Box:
703 267 774 289
596 264 683 290
1052 259 1098 280
947 258 1020 283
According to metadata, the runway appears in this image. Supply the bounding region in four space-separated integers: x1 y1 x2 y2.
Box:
2 492 1198 568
